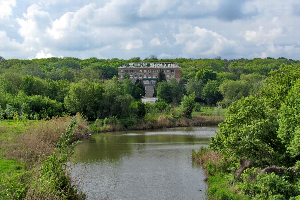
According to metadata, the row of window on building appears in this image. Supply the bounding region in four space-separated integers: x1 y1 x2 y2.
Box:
120 69 175 73
120 74 175 79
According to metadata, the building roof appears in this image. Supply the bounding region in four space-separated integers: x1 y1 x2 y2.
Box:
119 62 180 68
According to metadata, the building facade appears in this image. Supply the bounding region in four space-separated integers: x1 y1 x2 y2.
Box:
118 62 181 97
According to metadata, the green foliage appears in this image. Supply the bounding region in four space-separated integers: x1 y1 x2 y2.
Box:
260 64 300 109
238 169 300 199
219 79 250 107
123 78 144 100
135 79 145 96
195 69 217 84
156 81 173 103
21 75 46 96
186 78 203 100
278 79 300 158
201 80 223 105
156 69 166 83
211 96 284 166
153 99 172 112
0 72 23 94
180 93 195 118
26 116 85 199
207 173 249 200
0 171 30 199
136 101 146 118
64 79 104 119
156 79 184 104
193 103 201 112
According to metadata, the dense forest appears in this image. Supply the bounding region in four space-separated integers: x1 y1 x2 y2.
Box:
0 56 297 123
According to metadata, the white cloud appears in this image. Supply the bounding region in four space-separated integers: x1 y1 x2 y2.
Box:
17 4 52 46
35 50 54 59
174 25 240 58
0 30 21 51
150 38 161 46
138 0 178 18
244 25 282 44
122 40 143 50
0 0 16 18
0 0 299 60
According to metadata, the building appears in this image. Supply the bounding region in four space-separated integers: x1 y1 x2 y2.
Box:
118 62 181 97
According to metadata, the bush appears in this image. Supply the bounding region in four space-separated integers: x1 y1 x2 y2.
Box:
239 169 300 199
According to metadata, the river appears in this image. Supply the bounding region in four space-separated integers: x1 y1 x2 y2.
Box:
70 126 218 200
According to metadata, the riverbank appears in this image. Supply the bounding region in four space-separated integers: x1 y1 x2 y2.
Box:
0 114 89 199
192 147 250 200
0 111 225 199
91 114 225 133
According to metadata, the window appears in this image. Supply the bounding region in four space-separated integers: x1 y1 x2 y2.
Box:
139 70 142 73
121 75 123 78
171 69 174 73
144 70 147 73
125 70 128 73
153 70 156 72
171 74 175 78
130 70 133 73
139 75 142 78
130 75 133 78
167 75 170 78
144 75 147 78
121 70 124 73
167 70 170 73
134 75 137 78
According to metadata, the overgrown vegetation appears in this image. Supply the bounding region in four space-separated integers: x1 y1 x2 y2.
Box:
1 56 299 199
193 64 300 199
0 57 297 122
0 114 89 199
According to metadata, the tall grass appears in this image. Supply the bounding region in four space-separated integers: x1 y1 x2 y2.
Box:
0 114 89 199
192 147 249 200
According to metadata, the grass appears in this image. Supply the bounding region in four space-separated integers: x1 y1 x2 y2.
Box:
192 147 249 200
0 157 24 175
0 114 89 199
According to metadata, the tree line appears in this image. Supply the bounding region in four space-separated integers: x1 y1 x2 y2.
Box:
0 56 299 121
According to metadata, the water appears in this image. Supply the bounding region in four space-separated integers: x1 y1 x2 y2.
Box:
70 127 218 200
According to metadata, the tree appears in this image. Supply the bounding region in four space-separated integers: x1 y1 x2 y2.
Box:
278 79 300 159
219 79 250 107
181 93 196 118
195 69 217 84
0 72 23 94
186 78 204 102
101 76 134 118
156 69 166 83
169 78 184 105
210 96 284 166
201 80 223 105
0 56 5 63
64 79 104 119
135 79 145 96
260 64 300 109
21 75 46 96
123 78 143 100
156 81 173 104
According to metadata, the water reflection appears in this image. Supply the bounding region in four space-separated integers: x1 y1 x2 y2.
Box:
73 127 214 163
71 127 218 200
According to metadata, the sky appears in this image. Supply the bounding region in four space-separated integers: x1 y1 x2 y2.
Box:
0 0 300 60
